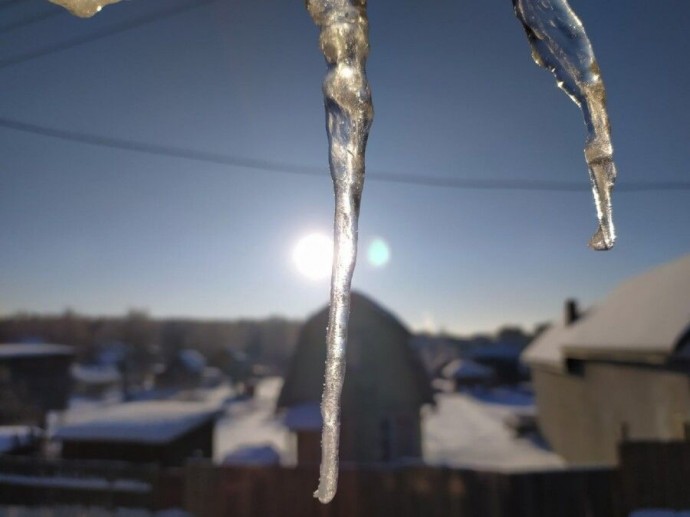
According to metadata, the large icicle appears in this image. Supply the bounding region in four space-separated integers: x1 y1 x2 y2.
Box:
513 0 617 250
49 0 121 18
306 0 373 504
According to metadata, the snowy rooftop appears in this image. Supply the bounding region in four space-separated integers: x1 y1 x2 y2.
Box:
523 254 690 369
0 343 74 359
0 426 42 453
522 321 574 370
441 358 494 380
54 400 221 444
71 363 122 385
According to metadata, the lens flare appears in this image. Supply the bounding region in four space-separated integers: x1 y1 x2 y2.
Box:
367 238 390 268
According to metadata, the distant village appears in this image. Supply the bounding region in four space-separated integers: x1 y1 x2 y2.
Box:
0 253 689 516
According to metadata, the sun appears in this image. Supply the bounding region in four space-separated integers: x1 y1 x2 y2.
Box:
292 233 333 281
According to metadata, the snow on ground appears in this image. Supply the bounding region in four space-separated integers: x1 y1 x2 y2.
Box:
55 376 559 470
423 391 563 471
214 377 561 470
214 377 293 464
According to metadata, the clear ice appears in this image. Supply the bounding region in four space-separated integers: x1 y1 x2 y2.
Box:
513 0 617 250
47 0 619 503
49 0 121 18
305 0 373 504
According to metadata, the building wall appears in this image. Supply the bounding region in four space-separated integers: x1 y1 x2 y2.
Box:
0 355 74 425
61 419 215 467
533 363 690 465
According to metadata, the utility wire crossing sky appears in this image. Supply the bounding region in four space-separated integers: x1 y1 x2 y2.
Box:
0 0 688 334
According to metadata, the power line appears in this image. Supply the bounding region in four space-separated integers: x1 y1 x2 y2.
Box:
1 115 689 193
0 0 219 70
1 9 63 34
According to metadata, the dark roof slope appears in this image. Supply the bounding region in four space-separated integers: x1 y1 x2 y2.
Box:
277 292 434 410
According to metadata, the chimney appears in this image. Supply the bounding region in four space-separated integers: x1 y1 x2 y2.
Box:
564 299 579 325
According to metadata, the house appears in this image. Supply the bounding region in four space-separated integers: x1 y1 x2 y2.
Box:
155 348 207 390
0 343 75 426
71 363 122 400
54 400 221 466
523 254 690 465
468 342 529 385
0 426 43 456
276 292 434 465
439 358 496 390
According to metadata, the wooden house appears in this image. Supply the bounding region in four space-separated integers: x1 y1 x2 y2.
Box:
277 292 434 465
54 400 220 467
523 254 690 465
0 343 75 426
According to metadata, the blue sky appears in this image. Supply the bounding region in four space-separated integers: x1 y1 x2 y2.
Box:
1 0 688 334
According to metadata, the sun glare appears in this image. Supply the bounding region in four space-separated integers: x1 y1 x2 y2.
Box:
293 233 333 280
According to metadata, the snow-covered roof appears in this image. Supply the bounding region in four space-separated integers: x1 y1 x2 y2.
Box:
522 322 574 371
441 359 494 380
54 401 221 444
0 343 74 359
0 426 42 453
71 364 122 385
523 254 690 369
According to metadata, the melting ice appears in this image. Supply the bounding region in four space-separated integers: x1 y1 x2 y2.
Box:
50 0 121 18
513 0 617 250
305 0 373 505
48 0 618 504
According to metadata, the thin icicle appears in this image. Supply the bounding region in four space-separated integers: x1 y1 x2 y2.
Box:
305 0 373 504
513 0 617 250
49 0 121 18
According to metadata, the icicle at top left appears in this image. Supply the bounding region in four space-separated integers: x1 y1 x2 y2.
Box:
50 0 121 18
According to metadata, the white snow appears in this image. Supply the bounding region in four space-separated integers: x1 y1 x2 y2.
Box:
565 254 690 355
0 426 41 453
423 391 563 471
524 254 690 369
0 474 150 493
213 377 292 464
214 377 561 471
0 343 74 358
441 358 494 380
54 400 221 444
71 363 122 385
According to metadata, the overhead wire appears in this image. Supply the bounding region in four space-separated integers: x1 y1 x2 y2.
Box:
0 2 687 193
0 0 219 70
2 116 689 193
1 9 63 34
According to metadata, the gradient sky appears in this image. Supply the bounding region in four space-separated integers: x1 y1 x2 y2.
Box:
1 0 688 334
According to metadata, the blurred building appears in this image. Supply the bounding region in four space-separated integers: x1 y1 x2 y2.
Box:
54 400 220 467
523 254 690 464
0 343 75 426
277 292 434 465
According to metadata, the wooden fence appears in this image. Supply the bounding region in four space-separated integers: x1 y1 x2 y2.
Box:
618 441 690 515
184 463 618 517
0 456 159 510
2 441 690 516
